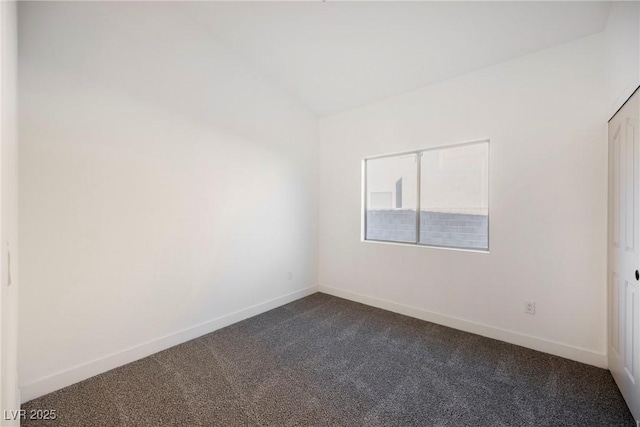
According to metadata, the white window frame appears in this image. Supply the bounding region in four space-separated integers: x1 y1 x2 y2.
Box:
362 138 490 252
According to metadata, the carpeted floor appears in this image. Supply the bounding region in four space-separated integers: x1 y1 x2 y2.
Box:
21 293 634 426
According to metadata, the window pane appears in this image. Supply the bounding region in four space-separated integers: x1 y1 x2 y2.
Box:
420 142 489 250
366 154 417 243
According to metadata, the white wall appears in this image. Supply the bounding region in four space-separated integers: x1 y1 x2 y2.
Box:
18 2 318 401
605 1 640 116
319 34 608 367
1 0 20 423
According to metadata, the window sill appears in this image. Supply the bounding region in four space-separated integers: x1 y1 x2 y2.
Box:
361 238 490 254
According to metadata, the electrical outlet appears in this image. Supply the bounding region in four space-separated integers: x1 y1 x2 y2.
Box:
525 301 535 315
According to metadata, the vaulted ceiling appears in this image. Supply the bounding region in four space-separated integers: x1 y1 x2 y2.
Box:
181 2 611 116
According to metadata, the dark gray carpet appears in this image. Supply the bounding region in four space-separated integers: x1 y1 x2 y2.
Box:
22 293 634 426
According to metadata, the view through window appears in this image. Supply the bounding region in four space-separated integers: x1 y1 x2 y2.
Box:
364 140 489 250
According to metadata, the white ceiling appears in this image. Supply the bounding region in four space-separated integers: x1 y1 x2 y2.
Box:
182 2 611 116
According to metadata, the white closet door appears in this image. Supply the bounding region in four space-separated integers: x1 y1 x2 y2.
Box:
609 88 640 422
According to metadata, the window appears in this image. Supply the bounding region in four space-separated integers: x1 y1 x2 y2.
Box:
364 140 489 251
365 154 417 243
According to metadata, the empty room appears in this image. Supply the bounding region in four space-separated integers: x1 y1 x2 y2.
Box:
1 0 640 425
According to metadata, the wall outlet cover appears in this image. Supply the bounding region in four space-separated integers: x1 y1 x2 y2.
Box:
525 301 535 315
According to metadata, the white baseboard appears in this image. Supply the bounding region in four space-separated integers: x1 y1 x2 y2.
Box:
319 285 607 369
20 285 318 403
